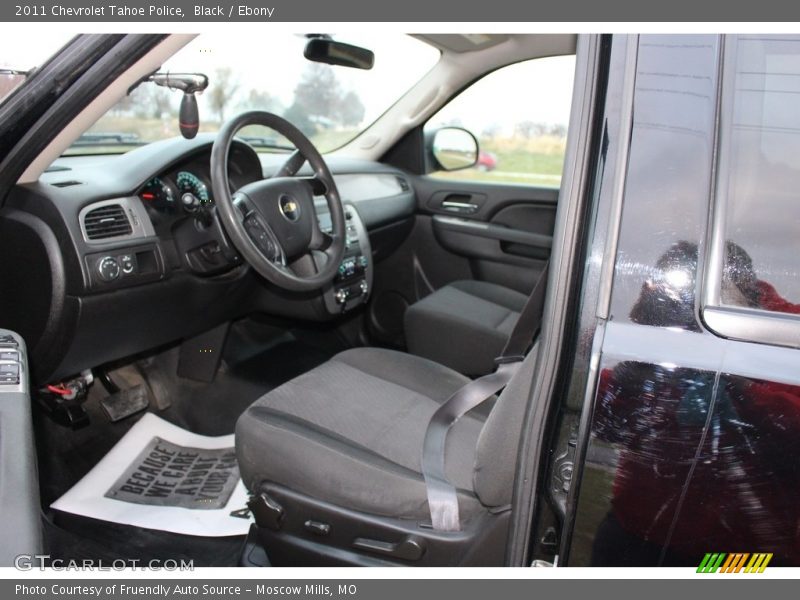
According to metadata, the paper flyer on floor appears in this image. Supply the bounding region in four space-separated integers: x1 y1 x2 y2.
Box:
51 413 252 537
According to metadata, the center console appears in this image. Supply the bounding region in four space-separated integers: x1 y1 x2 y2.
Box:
322 203 373 314
0 329 43 564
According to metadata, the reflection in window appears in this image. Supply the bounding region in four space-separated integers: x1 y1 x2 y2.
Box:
717 36 800 315
593 360 800 565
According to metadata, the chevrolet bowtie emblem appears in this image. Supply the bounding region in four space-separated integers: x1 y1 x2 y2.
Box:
279 196 301 222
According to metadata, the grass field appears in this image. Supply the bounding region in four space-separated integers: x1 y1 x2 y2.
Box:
432 134 567 187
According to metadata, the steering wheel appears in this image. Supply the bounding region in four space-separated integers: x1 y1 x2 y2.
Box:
210 111 346 292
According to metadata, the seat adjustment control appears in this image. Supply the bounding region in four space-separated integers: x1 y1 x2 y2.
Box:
303 520 331 536
248 492 285 531
352 536 425 561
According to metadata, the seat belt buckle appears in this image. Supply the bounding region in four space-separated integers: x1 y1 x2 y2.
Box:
494 355 525 366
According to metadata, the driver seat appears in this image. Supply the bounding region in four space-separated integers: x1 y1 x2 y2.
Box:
235 345 539 566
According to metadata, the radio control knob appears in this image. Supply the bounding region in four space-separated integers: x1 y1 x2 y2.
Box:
97 256 121 282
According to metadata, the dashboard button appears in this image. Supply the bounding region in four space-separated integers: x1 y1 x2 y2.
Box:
97 256 121 282
120 254 135 274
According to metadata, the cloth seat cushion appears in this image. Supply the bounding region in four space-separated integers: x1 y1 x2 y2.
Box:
235 347 491 521
404 280 529 375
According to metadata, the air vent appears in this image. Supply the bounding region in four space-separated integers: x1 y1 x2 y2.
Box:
83 204 133 240
51 180 83 188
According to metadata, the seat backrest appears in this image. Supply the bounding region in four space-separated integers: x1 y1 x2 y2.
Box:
472 343 540 508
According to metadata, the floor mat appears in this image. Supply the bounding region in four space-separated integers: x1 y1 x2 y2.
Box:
43 515 245 567
51 413 252 537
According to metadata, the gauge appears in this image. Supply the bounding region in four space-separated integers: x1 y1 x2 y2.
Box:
139 177 176 212
176 171 211 207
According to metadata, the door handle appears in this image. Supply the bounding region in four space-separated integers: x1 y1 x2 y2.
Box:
427 191 486 214
441 200 479 214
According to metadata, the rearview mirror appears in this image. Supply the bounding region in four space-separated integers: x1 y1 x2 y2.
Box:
430 127 479 171
304 38 375 70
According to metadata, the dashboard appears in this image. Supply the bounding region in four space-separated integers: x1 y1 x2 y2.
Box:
0 134 416 385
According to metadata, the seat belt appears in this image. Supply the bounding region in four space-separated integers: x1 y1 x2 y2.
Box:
421 262 550 532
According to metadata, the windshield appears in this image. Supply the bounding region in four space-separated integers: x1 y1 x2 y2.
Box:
64 33 440 156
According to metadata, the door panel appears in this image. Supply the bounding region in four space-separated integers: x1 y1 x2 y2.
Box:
366 163 559 347
414 176 556 294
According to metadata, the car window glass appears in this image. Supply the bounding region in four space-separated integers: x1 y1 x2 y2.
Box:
0 32 75 105
424 55 575 187
715 35 800 316
65 33 439 156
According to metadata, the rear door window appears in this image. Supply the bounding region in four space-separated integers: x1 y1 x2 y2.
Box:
703 35 800 346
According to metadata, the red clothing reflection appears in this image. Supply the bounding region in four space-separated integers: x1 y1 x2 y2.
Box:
757 280 800 315
596 365 800 565
596 277 800 565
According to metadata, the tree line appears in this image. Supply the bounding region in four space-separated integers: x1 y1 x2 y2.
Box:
114 63 366 136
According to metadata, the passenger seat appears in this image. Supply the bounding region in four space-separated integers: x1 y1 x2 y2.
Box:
404 280 528 376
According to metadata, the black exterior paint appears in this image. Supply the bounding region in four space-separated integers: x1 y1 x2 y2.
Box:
567 35 800 566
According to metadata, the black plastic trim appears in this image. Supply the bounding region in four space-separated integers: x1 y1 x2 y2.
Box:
433 215 553 248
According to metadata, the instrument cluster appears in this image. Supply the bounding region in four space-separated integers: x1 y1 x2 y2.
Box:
139 169 212 218
136 142 263 228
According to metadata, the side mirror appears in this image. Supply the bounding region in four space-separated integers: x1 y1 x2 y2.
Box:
304 38 375 70
430 127 479 171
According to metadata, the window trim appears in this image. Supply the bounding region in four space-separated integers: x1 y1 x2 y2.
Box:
701 34 800 350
